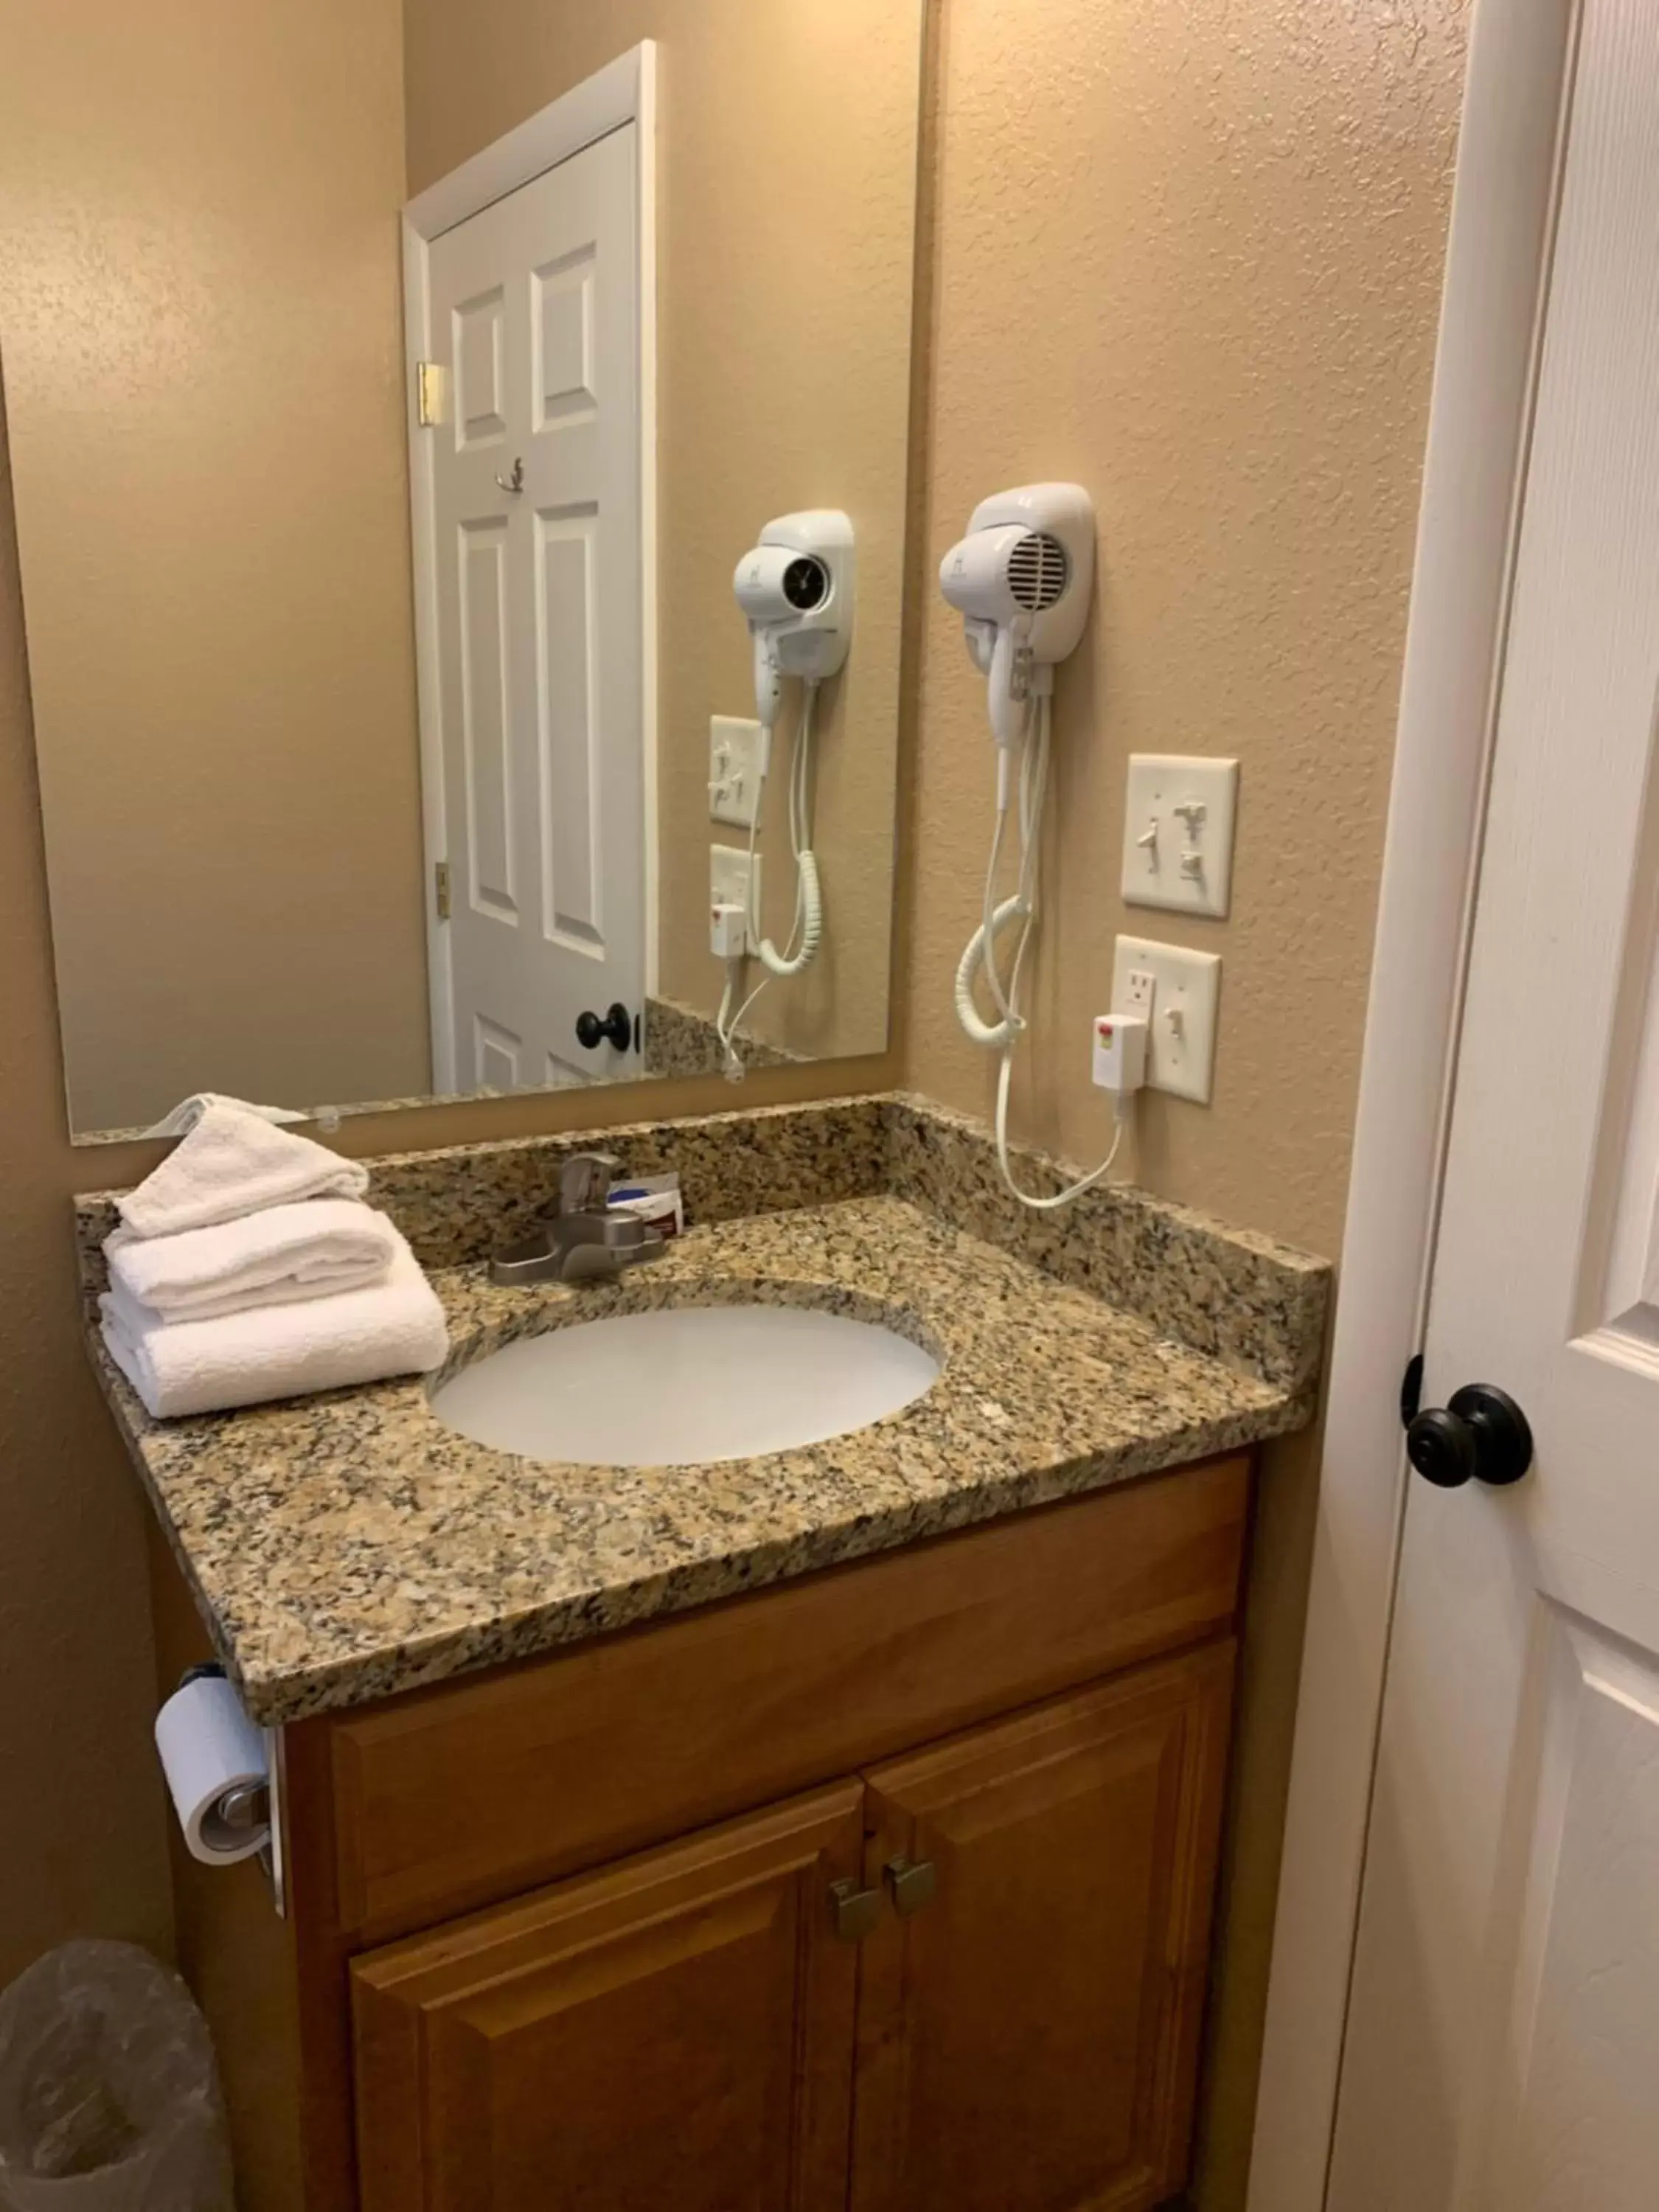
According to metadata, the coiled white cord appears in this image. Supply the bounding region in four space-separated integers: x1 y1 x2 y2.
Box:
956 694 1129 1208
716 680 823 1077
751 678 822 977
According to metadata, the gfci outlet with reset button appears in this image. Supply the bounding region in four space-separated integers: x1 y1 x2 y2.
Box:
1110 936 1222 1103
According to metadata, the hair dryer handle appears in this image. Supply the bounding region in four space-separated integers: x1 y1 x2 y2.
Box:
752 631 783 736
988 623 1029 749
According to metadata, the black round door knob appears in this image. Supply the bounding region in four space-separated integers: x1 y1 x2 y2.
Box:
1406 1383 1533 1489
574 1002 633 1052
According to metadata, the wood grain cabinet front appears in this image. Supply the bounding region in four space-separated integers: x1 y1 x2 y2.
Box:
851 1643 1236 2212
348 1643 1234 2212
148 1458 1253 2211
351 1783 866 2212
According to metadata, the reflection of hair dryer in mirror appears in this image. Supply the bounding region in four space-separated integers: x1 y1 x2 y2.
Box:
716 512 855 1074
732 509 855 745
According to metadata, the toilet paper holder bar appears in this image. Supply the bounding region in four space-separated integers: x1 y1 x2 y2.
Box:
214 1779 271 1835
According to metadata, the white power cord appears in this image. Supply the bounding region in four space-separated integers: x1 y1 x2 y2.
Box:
716 679 823 1078
750 678 822 977
956 693 1131 1208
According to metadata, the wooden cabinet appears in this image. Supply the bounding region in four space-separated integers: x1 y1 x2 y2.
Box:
349 1644 1233 2212
352 1785 865 2212
149 1455 1253 2212
851 1645 1234 2212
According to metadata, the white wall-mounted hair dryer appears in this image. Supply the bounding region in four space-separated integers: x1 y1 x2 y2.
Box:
733 509 855 739
939 482 1093 762
719 510 855 1077
945 484 1128 1211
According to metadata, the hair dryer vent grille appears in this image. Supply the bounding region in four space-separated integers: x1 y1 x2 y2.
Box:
1006 531 1069 612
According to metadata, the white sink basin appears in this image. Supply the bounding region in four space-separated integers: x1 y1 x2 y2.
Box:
431 1303 940 1467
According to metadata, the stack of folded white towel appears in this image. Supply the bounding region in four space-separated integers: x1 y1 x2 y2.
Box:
100 1102 449 1419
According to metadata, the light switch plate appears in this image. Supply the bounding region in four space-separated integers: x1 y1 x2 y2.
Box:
709 715 764 827
1121 754 1239 918
1110 935 1222 1102
710 844 761 954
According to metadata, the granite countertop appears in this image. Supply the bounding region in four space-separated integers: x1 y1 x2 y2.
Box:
89 1192 1307 1725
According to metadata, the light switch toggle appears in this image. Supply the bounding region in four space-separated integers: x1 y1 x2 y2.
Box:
709 715 765 828
1121 755 1239 919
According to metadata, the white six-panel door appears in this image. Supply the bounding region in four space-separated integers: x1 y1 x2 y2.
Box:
1329 7 1659 2206
424 122 642 1094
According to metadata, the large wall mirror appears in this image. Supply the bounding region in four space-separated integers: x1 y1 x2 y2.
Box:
0 2 925 1138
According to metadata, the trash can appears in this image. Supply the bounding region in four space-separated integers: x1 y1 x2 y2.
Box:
0 1942 233 2211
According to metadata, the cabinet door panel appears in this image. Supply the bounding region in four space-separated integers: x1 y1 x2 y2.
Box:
851 1643 1235 2212
352 1781 863 2212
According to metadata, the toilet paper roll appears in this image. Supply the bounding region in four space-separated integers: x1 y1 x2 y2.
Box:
153 1674 271 1865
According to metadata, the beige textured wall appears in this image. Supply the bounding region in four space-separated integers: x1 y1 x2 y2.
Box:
908 0 1467 1256
902 2 1469 2202
404 0 922 1062
0 0 430 1135
0 379 175 1989
0 10 1470 2210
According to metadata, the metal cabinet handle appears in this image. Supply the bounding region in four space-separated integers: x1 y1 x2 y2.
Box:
884 1854 939 1916
830 1877 883 1942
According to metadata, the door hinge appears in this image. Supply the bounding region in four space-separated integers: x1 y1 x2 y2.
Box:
434 860 452 921
416 361 446 428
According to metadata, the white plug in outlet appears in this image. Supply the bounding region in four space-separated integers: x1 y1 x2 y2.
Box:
1110 936 1222 1102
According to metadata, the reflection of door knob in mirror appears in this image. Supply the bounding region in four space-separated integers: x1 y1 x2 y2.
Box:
574 1003 632 1052
1406 1382 1532 1489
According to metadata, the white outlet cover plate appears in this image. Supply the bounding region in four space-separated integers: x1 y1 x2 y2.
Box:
709 843 762 955
1110 935 1222 1103
1120 754 1239 918
709 715 764 828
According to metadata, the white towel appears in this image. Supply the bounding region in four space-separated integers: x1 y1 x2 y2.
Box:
100 1239 449 1420
142 1093 308 1138
106 1200 401 1324
119 1102 369 1239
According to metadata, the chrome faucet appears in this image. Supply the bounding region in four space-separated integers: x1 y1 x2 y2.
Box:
489 1151 667 1287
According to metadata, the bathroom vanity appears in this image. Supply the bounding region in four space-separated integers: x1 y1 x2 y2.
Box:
82 1094 1328 2212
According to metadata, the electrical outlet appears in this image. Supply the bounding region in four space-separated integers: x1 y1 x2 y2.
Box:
709 716 764 827
709 844 762 954
1121 966 1157 1024
1121 754 1239 918
1110 936 1221 1102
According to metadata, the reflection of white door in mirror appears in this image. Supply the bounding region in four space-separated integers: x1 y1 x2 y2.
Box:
415 119 645 1096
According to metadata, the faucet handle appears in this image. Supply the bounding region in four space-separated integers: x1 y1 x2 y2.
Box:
557 1151 619 1216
